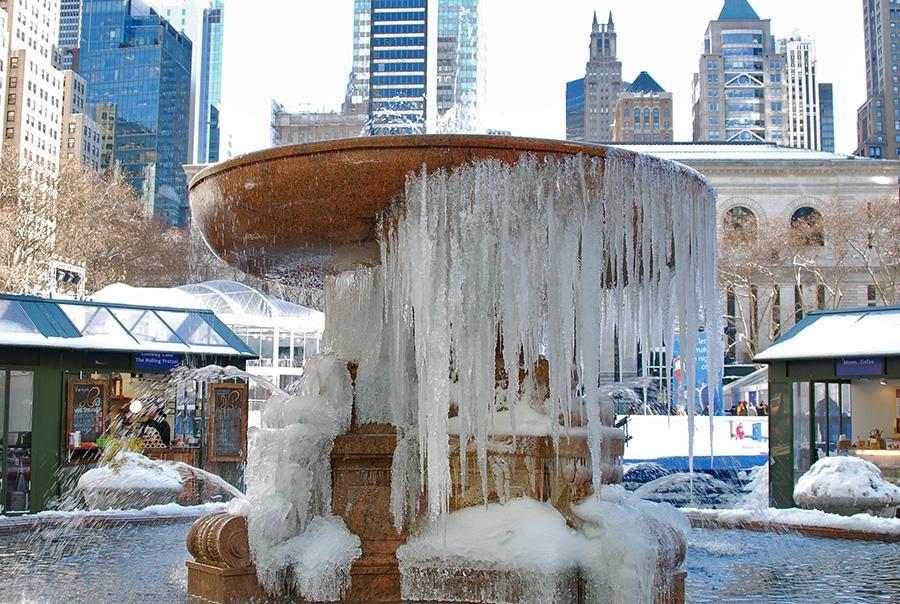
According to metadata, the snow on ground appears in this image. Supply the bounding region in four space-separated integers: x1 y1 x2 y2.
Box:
623 415 767 461
794 456 900 504
684 506 900 537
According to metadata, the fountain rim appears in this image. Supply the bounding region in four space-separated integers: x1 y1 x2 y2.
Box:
188 134 713 195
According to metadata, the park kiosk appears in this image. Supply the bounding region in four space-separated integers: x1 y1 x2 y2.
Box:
756 305 900 508
0 293 256 514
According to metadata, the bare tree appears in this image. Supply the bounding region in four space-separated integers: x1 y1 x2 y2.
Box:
720 195 900 360
829 197 900 306
0 155 189 295
0 150 57 293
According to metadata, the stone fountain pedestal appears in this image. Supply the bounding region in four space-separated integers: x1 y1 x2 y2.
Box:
185 416 685 604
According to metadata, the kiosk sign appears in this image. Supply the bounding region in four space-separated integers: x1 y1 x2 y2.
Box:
835 357 883 377
134 352 181 372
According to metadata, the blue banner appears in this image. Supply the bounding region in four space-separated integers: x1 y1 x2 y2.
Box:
133 352 182 372
671 331 723 415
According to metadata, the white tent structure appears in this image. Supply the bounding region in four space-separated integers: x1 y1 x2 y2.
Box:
94 281 324 407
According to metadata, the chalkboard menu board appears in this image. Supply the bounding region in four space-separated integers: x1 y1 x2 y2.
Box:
208 383 248 462
67 379 107 445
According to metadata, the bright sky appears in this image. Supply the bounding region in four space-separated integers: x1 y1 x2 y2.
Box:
220 0 865 156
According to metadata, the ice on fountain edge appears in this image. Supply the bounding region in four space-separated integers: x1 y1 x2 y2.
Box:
239 152 720 603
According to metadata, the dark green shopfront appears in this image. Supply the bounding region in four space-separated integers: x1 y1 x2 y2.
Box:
0 294 255 515
757 305 900 508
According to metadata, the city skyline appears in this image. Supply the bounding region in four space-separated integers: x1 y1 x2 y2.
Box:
220 0 866 156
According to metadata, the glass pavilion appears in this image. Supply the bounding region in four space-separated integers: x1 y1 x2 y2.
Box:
0 293 255 514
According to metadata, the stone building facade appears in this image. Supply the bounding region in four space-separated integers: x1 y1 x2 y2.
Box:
612 142 900 372
612 72 673 143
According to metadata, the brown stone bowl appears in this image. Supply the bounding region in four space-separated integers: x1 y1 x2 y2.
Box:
190 136 598 284
189 134 704 286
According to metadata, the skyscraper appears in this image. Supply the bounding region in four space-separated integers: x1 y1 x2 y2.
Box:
149 0 225 164
344 0 372 114
581 11 622 142
346 0 479 134
857 0 899 159
1 0 65 173
613 72 673 143
819 83 835 153
60 69 102 169
692 0 786 143
566 78 585 142
435 0 478 126
79 0 192 227
58 0 82 70
198 1 223 163
779 35 820 151
368 0 428 134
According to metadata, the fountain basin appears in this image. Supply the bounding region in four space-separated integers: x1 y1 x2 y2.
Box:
188 134 692 284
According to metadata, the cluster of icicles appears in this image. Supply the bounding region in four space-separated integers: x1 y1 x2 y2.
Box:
325 150 723 522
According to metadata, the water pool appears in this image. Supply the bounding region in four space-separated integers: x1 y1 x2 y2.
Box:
0 523 896 603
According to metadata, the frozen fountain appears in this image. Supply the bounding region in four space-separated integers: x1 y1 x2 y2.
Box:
185 135 720 603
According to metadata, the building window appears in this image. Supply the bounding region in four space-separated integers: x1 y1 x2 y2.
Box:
771 285 782 340
790 207 825 246
5 110 13 123
723 206 758 241
816 284 827 310
867 285 878 307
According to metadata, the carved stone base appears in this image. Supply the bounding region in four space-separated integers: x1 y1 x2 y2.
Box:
186 560 267 604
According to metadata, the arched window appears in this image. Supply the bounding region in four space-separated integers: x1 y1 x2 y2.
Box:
643 107 651 122
652 107 660 123
723 206 758 241
634 108 641 124
790 207 825 246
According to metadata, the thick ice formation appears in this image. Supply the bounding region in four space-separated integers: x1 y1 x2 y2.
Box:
375 153 719 520
77 451 183 491
794 456 900 504
739 464 769 510
241 353 358 600
397 491 688 604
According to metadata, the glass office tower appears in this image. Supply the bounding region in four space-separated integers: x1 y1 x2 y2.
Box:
819 83 834 153
368 0 428 134
79 0 192 227
198 1 224 163
566 78 585 142
57 0 82 69
436 0 478 119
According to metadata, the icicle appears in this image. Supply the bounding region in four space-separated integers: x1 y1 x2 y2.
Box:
375 152 717 520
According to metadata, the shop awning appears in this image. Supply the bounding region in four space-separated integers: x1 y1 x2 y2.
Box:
0 294 255 358
755 305 900 362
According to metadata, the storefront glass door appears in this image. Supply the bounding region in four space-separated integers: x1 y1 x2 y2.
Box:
1 370 34 513
793 380 852 483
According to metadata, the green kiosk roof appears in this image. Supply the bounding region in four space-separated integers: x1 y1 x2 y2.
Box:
0 294 255 358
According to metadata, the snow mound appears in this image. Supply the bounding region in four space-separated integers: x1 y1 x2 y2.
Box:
254 515 361 602
398 492 688 604
634 472 741 508
739 464 769 510
794 456 900 504
397 497 579 574
77 452 183 491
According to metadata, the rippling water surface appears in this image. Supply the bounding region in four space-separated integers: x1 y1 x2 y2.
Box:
687 528 900 603
0 523 897 603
